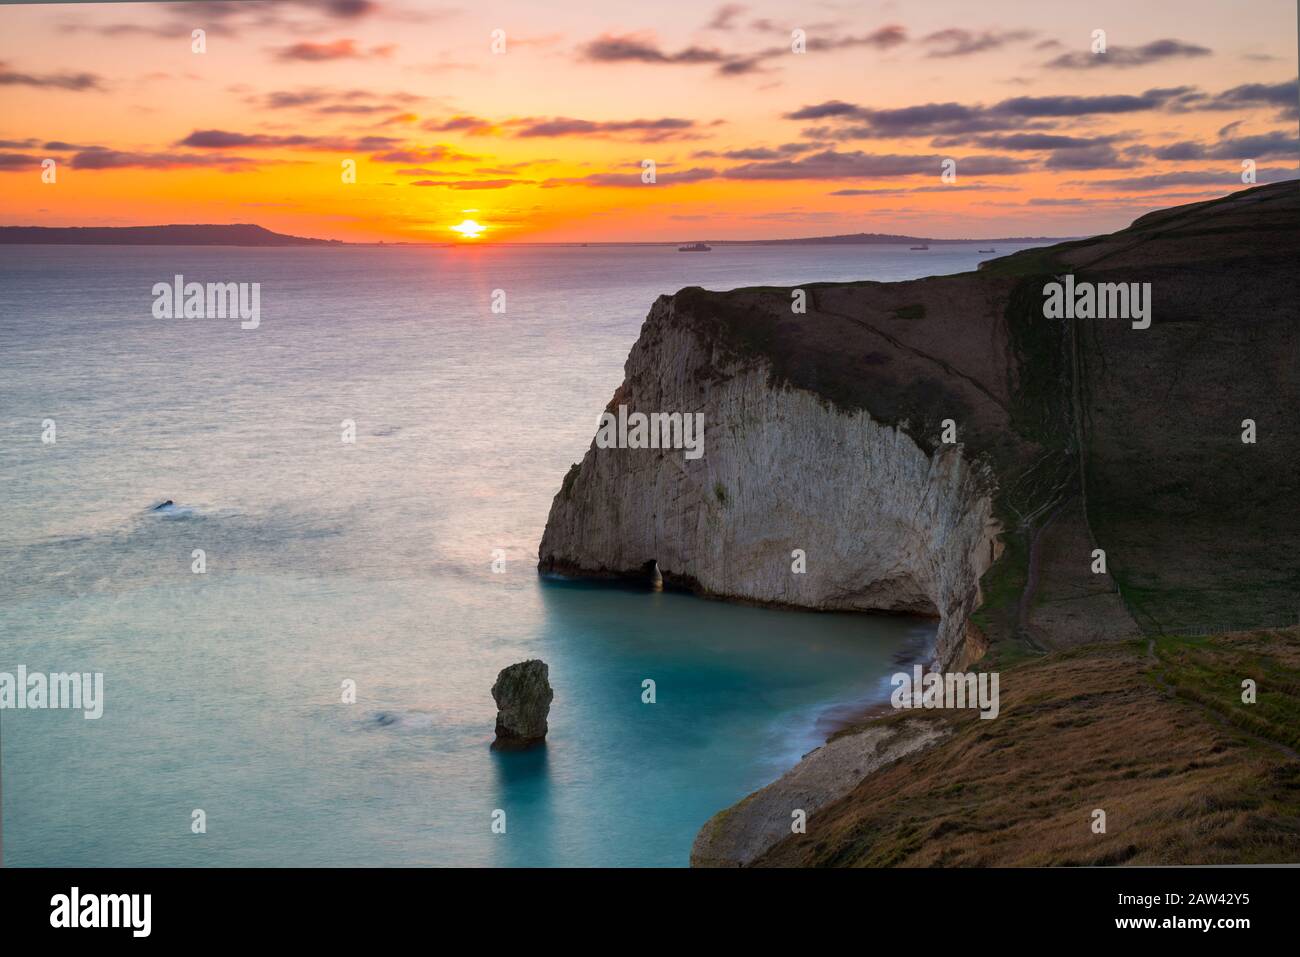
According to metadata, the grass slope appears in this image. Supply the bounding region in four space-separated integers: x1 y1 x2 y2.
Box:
757 627 1300 866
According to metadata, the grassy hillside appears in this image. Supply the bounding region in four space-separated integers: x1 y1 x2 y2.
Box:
693 184 1300 866
756 627 1300 866
669 184 1298 655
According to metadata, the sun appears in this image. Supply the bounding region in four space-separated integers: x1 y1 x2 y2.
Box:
451 219 486 240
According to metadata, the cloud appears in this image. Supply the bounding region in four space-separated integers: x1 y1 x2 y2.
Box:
1021 196 1215 207
508 116 701 142
923 28 1035 58
60 0 388 42
319 104 395 115
393 163 533 179
786 87 1213 140
1209 130 1298 158
786 81 1293 143
393 167 460 176
179 130 306 148
721 26 908 75
2 141 269 171
580 34 729 65
829 183 1012 195
252 88 423 119
540 166 718 188
177 129 404 152
274 39 395 62
1140 130 1299 161
409 178 530 189
370 145 477 163
0 61 103 91
1046 38 1211 69
854 25 908 50
423 115 496 135
0 152 40 169
935 133 1118 150
965 194 1210 209
261 90 333 109
1042 143 1138 170
1076 168 1300 190
706 4 746 30
784 100 868 121
720 148 1030 180
826 187 910 196
211 0 381 20
318 0 381 17
693 143 814 160
1166 78 1299 114
69 149 260 170
992 90 1190 118
59 22 198 40
1139 141 1206 161
799 26 909 54
580 25 906 76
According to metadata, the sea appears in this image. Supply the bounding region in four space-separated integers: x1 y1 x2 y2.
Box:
0 241 1045 866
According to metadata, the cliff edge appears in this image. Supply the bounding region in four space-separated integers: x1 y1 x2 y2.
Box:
537 249 1042 669
540 182 1297 666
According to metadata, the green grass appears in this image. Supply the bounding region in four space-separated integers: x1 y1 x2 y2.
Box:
970 528 1040 665
975 244 1068 278
1003 273 1071 449
1151 631 1300 752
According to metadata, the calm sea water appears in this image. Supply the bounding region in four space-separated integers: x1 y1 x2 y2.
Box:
0 241 1042 866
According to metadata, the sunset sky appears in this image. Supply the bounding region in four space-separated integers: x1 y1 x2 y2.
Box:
1 0 1296 242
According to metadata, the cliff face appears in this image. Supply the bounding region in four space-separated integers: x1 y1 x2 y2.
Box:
538 279 1025 667
539 182 1299 668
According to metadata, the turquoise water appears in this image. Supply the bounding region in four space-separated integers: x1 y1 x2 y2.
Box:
0 243 1039 866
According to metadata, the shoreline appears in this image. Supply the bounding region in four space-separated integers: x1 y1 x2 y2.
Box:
811 628 934 741
691 628 945 867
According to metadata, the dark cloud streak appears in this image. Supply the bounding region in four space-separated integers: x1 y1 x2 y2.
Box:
1046 39 1211 69
0 61 103 91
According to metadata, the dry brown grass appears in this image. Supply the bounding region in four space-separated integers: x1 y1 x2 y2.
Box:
756 629 1300 866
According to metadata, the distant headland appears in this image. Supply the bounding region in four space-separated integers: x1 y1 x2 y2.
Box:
0 223 1068 247
0 224 343 246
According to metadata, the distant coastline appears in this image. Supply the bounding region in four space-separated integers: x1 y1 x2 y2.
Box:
0 224 342 247
0 222 1072 248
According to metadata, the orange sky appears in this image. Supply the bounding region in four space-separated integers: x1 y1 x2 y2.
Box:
1 0 1296 242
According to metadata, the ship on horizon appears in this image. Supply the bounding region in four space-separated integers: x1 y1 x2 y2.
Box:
678 242 712 252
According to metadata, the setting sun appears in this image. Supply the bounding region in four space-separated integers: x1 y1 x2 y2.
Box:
451 220 486 240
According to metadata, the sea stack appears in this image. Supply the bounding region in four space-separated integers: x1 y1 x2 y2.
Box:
491 659 553 750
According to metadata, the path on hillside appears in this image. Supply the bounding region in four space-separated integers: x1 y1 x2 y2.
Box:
1014 502 1066 654
1059 268 1147 638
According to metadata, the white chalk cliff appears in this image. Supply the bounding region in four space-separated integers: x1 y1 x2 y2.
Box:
539 292 1003 668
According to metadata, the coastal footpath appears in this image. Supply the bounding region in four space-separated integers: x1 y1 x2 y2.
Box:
539 183 1300 865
